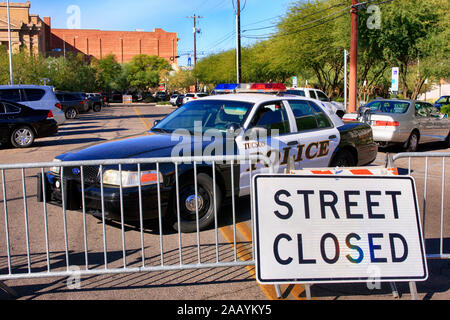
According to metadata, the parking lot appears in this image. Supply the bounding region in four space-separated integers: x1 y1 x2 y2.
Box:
0 103 448 301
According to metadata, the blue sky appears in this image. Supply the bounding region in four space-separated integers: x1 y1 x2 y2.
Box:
27 0 294 66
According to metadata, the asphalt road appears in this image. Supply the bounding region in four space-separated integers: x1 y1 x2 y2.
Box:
0 103 448 301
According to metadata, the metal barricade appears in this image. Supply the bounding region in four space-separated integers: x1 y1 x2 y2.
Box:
390 152 449 260
0 155 273 286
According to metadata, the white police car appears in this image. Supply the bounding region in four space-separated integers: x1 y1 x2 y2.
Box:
39 83 378 233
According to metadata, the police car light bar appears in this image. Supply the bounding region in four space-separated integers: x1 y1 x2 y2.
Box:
234 83 287 93
214 84 239 93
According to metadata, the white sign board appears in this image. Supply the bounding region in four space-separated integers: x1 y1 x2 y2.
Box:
392 67 399 92
253 175 428 284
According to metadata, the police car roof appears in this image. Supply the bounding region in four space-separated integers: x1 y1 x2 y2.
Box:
202 93 320 104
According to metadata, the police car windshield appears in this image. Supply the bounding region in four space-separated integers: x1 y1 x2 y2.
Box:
152 100 254 134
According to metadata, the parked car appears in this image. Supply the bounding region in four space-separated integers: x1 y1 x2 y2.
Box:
86 93 104 112
175 94 185 107
55 92 91 119
283 87 346 118
0 100 58 148
343 99 450 151
435 96 449 111
154 91 169 101
169 94 179 106
0 85 66 125
182 93 209 105
38 83 378 233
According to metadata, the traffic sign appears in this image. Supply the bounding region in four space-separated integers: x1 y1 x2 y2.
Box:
252 175 428 284
392 67 399 92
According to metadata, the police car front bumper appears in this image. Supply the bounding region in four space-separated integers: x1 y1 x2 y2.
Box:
37 172 170 222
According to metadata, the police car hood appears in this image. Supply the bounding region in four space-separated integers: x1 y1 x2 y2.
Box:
56 132 233 161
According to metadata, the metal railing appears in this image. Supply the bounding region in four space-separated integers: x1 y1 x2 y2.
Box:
390 152 449 260
0 155 273 283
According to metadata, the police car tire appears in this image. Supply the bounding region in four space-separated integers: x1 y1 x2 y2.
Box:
169 173 222 233
330 149 355 167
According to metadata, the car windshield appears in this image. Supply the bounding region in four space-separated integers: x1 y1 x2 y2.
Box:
152 99 254 134
284 90 306 97
366 101 410 114
437 97 448 104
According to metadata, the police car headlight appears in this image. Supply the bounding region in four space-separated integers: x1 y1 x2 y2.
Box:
50 159 62 175
102 170 163 188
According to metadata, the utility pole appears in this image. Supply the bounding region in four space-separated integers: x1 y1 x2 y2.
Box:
348 0 359 113
235 0 242 84
7 0 14 85
187 14 202 91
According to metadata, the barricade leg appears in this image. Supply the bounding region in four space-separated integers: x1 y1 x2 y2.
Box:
409 282 418 300
390 282 399 299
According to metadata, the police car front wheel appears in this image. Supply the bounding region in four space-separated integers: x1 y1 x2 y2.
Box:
169 173 222 233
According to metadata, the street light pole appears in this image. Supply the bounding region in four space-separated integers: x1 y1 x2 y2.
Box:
7 0 14 85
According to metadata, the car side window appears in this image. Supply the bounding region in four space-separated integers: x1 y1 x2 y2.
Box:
251 102 291 136
426 104 442 118
309 101 333 128
316 91 330 102
0 89 21 102
415 103 428 117
0 103 5 114
288 100 319 131
23 89 45 101
309 90 317 99
4 103 21 114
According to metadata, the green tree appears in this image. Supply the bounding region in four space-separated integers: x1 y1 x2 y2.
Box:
126 54 172 91
376 0 449 98
92 54 122 91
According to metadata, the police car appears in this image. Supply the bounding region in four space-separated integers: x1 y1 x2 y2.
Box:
38 84 378 233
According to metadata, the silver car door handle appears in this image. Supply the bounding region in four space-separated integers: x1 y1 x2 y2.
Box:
287 141 299 146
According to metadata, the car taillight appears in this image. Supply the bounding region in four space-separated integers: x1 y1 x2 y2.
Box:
374 121 399 127
47 111 54 119
55 103 62 110
80 100 85 105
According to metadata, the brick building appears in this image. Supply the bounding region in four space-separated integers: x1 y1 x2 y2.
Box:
0 1 178 66
49 27 178 65
0 1 51 55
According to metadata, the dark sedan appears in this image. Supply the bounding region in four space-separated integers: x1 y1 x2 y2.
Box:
56 92 91 119
0 100 58 148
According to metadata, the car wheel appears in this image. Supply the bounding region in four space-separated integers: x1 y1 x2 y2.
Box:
330 149 356 167
11 126 35 148
93 104 102 112
404 131 420 152
169 173 222 233
65 107 78 119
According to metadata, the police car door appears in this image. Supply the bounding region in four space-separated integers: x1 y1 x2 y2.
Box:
286 99 340 168
236 100 298 196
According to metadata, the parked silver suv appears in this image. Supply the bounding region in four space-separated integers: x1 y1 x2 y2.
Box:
0 85 66 125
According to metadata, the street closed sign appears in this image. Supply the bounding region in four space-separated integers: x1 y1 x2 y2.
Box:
253 175 428 284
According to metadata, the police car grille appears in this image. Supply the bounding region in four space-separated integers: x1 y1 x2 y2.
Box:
63 166 100 183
